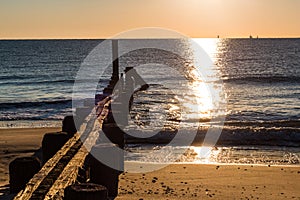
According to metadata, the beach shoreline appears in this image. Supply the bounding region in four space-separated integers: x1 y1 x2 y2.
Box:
0 127 299 199
0 127 61 187
117 163 300 200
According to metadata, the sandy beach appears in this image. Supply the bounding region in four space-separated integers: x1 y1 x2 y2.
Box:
0 127 299 200
0 127 61 187
117 163 300 200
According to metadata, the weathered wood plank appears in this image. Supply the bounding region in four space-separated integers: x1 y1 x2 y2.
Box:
45 102 110 199
13 97 111 200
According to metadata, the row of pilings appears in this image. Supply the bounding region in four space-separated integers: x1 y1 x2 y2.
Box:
9 65 136 199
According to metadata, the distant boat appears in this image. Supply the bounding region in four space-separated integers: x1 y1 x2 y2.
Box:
249 35 253 39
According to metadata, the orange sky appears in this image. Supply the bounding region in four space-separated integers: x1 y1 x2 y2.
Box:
0 0 299 39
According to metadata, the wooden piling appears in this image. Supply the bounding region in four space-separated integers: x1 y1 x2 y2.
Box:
95 94 108 104
9 157 41 193
62 115 77 136
87 143 123 198
102 123 125 149
64 183 108 200
112 39 119 83
42 132 70 163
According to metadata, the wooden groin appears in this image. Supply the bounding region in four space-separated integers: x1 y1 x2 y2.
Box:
8 40 145 200
12 96 113 200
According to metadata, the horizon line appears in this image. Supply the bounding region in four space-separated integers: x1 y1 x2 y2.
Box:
0 36 300 40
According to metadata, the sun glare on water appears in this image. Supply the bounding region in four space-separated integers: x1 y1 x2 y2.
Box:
184 38 224 121
190 146 214 163
192 38 219 62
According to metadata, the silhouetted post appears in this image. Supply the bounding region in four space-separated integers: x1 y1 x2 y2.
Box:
103 40 119 94
62 116 77 136
102 123 125 149
95 94 108 104
42 132 69 163
119 73 124 92
64 183 108 200
112 39 119 84
87 143 123 198
9 157 41 193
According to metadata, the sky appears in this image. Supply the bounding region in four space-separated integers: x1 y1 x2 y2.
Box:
0 0 299 39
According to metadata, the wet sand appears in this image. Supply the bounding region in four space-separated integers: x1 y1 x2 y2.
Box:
0 127 61 187
0 127 299 199
117 163 300 199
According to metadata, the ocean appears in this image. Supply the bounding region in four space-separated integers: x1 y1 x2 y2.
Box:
0 38 299 165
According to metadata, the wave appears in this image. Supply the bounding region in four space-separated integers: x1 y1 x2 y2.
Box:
124 119 300 147
0 99 72 109
0 75 38 81
0 116 66 121
0 79 75 86
125 127 300 147
213 127 300 147
222 75 300 84
224 119 300 128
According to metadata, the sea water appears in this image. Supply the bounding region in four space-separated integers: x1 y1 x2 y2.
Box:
0 39 299 165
